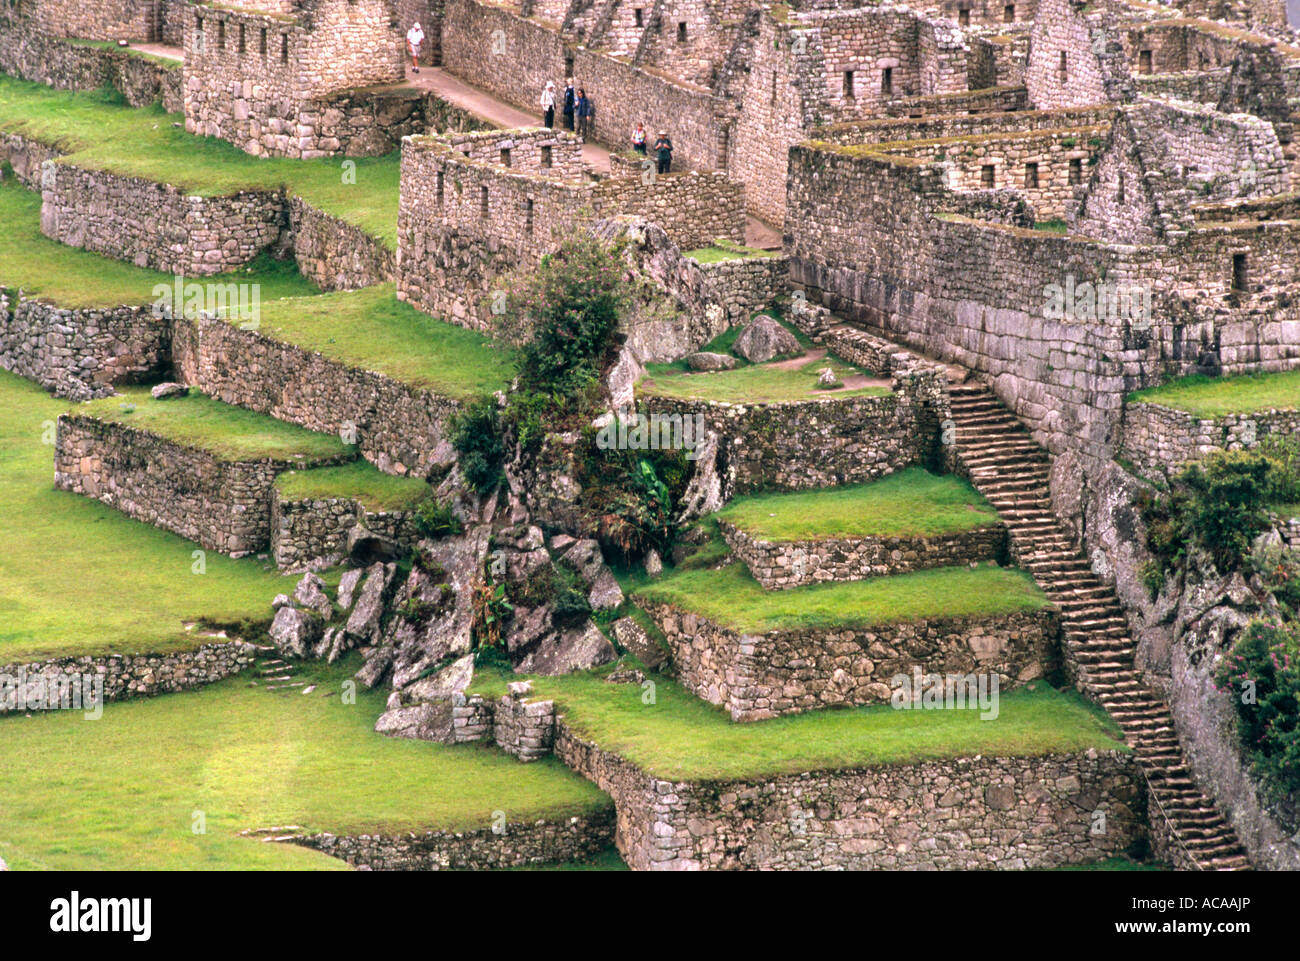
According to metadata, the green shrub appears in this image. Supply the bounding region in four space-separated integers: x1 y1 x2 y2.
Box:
576 423 689 560
1213 620 1300 800
412 499 462 539
451 397 507 495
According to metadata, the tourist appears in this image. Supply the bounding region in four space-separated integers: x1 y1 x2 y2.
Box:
575 88 594 142
654 130 673 174
406 22 424 74
562 79 576 131
541 80 557 128
631 122 647 155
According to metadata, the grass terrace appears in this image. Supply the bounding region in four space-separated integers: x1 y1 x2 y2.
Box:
275 461 432 512
245 286 515 400
0 76 401 246
0 372 297 661
0 659 611 870
683 239 782 263
0 180 318 308
715 467 1000 541
470 669 1126 782
632 562 1050 634
639 353 888 404
78 387 354 464
1128 370 1300 418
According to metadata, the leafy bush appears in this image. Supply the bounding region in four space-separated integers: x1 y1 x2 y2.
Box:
500 231 630 397
451 397 507 495
1139 447 1300 575
1213 620 1300 799
412 499 462 539
576 424 689 561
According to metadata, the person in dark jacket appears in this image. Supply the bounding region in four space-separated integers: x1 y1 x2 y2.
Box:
653 131 673 174
575 89 594 142
562 80 576 131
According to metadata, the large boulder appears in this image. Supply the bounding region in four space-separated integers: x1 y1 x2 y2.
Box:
685 351 738 371
513 619 616 675
293 572 333 620
733 315 800 363
344 562 398 645
611 616 668 670
347 524 403 565
374 700 456 741
268 606 323 659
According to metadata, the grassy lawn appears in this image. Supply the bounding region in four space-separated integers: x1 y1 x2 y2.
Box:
639 353 889 404
471 669 1126 781
716 467 1000 541
683 239 781 263
276 461 432 512
0 76 401 247
0 179 318 308
0 659 611 870
1129 370 1300 417
247 286 515 399
0 371 299 661
78 387 353 463
633 562 1049 633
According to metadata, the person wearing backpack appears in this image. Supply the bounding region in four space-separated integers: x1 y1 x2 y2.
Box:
654 131 673 174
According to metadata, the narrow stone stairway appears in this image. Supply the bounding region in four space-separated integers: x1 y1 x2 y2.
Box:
251 646 312 694
946 382 1251 871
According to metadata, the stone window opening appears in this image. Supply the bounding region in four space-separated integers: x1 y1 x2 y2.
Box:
981 164 995 188
480 186 489 219
1138 50 1152 74
1069 157 1082 185
280 33 288 65
525 198 534 234
843 70 855 100
238 24 245 55
500 147 511 167
1058 51 1067 82
634 7 643 27
677 22 687 43
1116 172 1125 204
880 67 892 95
1232 253 1248 293
218 20 225 50
196 17 204 53
1003 4 1014 22
1024 162 1039 189
436 170 444 204
260 28 267 57
540 145 552 168
565 54 575 77
771 70 778 104
958 8 970 27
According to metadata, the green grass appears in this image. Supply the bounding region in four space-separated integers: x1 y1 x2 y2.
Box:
247 286 515 399
683 239 781 263
0 76 401 247
276 461 432 512
1129 370 1300 418
0 179 318 308
78 387 353 463
1273 502 1300 520
0 371 301 661
0 659 610 870
639 353 889 404
471 669 1126 781
65 39 183 68
716 468 1000 541
633 562 1050 633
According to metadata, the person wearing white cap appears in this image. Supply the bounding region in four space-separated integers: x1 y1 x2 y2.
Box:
541 80 557 128
406 22 424 74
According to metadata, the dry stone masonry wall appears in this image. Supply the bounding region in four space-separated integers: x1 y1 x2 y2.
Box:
1120 401 1300 477
271 494 421 571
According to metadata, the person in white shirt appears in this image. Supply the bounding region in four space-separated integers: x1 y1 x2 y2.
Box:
406 22 425 74
541 80 557 128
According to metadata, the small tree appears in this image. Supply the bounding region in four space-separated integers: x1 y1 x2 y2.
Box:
1214 620 1300 800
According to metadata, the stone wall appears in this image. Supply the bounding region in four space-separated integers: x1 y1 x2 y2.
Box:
0 22 184 111
183 1 407 158
1120 400 1300 477
493 694 557 762
639 373 944 494
281 806 617 870
172 314 463 477
640 597 1059 720
719 519 1008 589
0 132 61 189
271 493 421 571
0 293 170 400
555 724 1145 869
25 0 156 40
0 641 258 714
54 413 352 556
40 162 286 276
289 198 396 290
693 255 787 325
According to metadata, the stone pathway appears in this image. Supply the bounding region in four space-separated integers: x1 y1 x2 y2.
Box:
946 382 1251 871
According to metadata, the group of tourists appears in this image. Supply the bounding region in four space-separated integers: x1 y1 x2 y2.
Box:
541 84 673 172
403 22 675 174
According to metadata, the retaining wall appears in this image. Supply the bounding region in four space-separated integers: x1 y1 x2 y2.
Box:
271 493 420 571
1120 400 1300 477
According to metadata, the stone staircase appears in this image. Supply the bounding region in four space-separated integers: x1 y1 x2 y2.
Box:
251 645 314 695
946 382 1251 871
